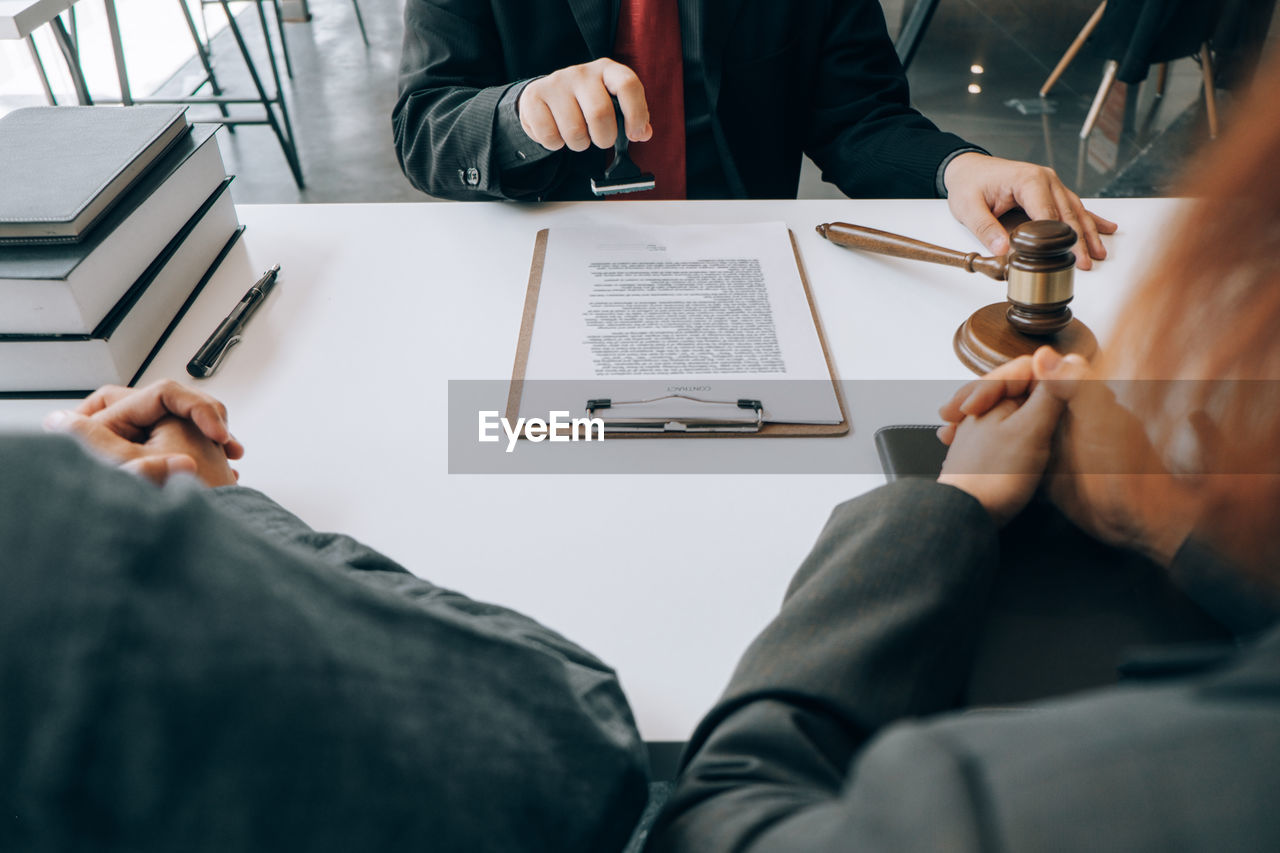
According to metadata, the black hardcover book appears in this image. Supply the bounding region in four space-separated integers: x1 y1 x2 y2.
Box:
0 124 227 335
0 179 242 395
0 105 189 243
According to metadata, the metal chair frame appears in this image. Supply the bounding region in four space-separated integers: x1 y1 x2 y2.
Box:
1038 1 1219 140
98 0 305 187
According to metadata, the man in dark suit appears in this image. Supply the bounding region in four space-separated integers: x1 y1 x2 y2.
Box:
4 381 647 852
645 348 1280 852
393 0 1114 268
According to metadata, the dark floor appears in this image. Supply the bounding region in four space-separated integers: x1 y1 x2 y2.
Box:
893 0 1225 199
120 0 1269 203
160 0 414 203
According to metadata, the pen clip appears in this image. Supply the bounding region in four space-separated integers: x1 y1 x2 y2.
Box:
188 333 241 378
208 334 242 373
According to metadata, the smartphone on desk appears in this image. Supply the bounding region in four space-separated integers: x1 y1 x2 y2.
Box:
874 424 949 480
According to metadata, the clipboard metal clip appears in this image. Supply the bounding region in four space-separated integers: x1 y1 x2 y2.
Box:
585 395 765 433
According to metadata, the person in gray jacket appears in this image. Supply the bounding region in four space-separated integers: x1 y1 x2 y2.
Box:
2 381 647 852
647 54 1280 853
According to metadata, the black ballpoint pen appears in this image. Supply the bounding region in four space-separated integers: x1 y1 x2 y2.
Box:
186 264 280 378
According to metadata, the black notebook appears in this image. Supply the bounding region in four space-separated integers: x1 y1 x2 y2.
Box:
873 424 949 480
0 105 189 244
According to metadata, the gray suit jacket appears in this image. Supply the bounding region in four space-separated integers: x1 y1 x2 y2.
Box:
0 436 647 852
647 479 1280 851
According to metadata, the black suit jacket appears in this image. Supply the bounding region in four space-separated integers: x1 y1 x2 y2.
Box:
646 480 1280 851
393 0 975 200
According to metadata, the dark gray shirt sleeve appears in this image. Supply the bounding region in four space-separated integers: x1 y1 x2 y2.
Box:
494 78 557 170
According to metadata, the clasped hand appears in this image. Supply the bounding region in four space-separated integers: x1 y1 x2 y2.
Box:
937 347 1085 527
937 348 1196 565
43 380 242 488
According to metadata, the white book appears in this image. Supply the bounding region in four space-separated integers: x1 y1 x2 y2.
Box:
0 124 227 335
0 180 241 394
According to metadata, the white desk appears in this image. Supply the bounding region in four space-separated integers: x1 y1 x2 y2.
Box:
0 197 1178 741
0 0 74 39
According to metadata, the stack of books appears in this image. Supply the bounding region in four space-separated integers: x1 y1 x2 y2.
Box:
0 106 243 394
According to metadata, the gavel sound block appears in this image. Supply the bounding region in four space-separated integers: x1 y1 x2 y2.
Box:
815 220 1098 375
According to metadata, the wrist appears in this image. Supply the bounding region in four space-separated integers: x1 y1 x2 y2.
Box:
1125 476 1200 567
200 466 239 489
1133 496 1198 568
512 78 535 122
936 148 988 198
498 78 555 169
936 473 1027 528
941 150 989 198
1142 530 1192 569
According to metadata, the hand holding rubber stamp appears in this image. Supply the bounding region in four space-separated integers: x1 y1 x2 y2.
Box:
517 58 652 155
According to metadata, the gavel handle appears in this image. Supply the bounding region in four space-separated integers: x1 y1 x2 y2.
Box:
816 222 1007 281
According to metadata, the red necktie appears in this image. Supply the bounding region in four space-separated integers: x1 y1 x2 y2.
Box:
612 0 686 199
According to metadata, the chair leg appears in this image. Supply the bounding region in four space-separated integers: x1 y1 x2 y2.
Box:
101 0 133 105
1081 59 1118 139
250 0 290 103
178 0 231 121
351 0 369 47
1041 0 1107 97
1154 62 1168 97
48 14 92 105
26 35 57 105
269 0 294 79
1201 43 1219 139
219 0 305 187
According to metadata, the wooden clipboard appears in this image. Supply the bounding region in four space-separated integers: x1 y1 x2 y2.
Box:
506 227 849 437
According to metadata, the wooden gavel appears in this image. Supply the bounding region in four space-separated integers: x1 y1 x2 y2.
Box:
816 219 1078 336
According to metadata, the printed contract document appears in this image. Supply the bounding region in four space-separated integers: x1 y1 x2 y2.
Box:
515 222 843 427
